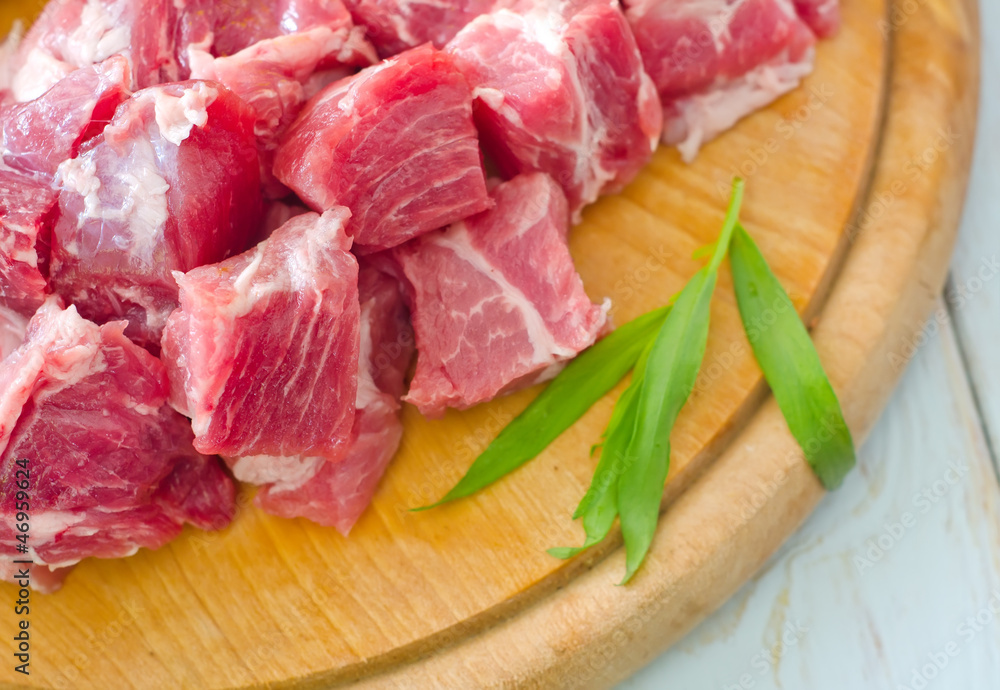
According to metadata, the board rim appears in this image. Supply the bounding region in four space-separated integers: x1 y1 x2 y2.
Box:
292 0 980 686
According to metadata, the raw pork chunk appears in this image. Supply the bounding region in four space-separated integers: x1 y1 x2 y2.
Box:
622 0 817 161
2 56 131 178
447 0 662 220
161 209 360 460
8 0 179 103
0 298 235 593
179 0 377 196
388 172 608 417
0 170 58 316
343 0 497 57
50 80 261 349
235 262 414 534
0 57 132 317
0 306 26 359
274 44 491 253
793 0 840 38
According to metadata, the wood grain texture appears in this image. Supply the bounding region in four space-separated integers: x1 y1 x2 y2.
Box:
0 0 977 687
623 310 1000 689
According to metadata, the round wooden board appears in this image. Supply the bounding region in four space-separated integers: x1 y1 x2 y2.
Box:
0 0 979 687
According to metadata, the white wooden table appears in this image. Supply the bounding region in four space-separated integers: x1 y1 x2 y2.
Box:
620 4 999 688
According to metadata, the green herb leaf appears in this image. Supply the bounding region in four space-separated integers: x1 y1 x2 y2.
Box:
616 180 745 583
415 305 671 510
548 340 654 560
729 224 856 489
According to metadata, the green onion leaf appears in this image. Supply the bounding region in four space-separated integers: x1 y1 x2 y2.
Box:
616 180 745 583
729 223 856 489
548 340 654 560
415 305 670 510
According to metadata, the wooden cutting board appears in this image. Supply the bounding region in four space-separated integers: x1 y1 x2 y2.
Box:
0 0 979 687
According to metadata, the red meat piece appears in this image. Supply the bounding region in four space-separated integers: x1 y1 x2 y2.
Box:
622 0 817 161
50 80 261 349
9 0 179 103
161 209 360 460
179 0 377 197
447 0 662 220
273 44 491 253
388 172 608 417
793 0 840 38
0 298 235 593
1 56 131 178
0 170 57 317
235 261 414 535
343 0 498 57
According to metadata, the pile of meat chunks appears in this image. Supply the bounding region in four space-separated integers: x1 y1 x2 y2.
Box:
0 0 837 591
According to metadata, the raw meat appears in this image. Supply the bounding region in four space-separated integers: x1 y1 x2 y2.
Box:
343 0 497 57
387 172 608 417
161 208 360 459
1 56 131 178
236 260 414 534
0 298 235 593
179 0 377 197
447 0 662 220
176 0 362 69
50 80 261 349
258 198 312 243
9 0 179 103
273 44 491 253
621 0 817 161
0 57 133 318
0 306 26 359
0 169 58 317
793 0 840 38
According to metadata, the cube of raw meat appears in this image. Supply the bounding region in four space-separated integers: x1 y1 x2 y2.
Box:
621 0 817 161
161 208 360 459
50 80 262 349
447 0 662 220
0 306 26 359
387 172 608 417
9 0 179 103
0 169 58 317
793 0 840 38
179 0 377 197
233 260 414 534
343 0 498 57
273 44 491 253
0 298 235 593
2 56 131 178
176 0 363 69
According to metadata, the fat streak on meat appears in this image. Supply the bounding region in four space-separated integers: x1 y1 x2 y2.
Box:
386 172 608 417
